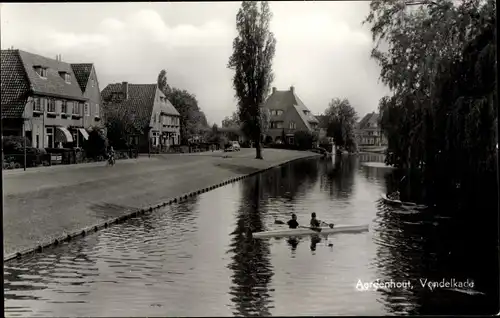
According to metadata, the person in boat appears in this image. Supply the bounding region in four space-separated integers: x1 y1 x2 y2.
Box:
310 212 321 228
287 214 299 229
387 190 400 201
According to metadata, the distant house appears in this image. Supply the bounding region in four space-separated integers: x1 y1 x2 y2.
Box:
262 86 320 144
355 112 387 147
1 49 100 148
101 82 181 152
315 114 334 143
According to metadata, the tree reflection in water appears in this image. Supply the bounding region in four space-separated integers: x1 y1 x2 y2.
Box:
227 174 274 317
321 155 357 199
373 177 497 315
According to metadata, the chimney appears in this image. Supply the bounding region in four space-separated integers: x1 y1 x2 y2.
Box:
122 82 129 99
55 55 58 61
272 87 276 94
59 54 62 61
290 86 294 93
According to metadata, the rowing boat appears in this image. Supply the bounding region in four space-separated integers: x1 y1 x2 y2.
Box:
380 194 428 210
252 224 369 238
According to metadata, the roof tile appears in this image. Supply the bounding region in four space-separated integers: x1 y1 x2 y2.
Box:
70 63 93 92
18 50 85 101
1 50 31 118
263 88 318 130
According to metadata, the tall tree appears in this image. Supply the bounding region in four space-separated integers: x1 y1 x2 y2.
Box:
365 0 496 203
324 98 358 151
168 88 207 144
228 1 277 159
222 111 241 128
157 69 172 97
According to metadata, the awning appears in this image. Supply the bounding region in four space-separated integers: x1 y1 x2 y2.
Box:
55 127 73 143
78 128 89 140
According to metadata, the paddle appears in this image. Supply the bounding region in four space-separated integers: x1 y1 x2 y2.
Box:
274 217 334 230
299 225 322 232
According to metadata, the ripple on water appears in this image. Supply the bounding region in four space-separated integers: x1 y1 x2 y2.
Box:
4 157 493 316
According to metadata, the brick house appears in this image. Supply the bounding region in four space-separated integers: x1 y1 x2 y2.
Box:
262 86 320 144
1 49 102 148
354 112 387 147
101 82 181 153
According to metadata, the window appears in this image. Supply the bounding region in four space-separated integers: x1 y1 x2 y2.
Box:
35 66 47 78
157 113 160 123
46 127 54 148
271 121 283 129
95 104 100 117
303 110 310 115
84 103 90 116
33 98 42 111
289 121 296 129
91 78 95 87
61 100 68 114
72 102 80 114
47 99 56 113
65 73 71 83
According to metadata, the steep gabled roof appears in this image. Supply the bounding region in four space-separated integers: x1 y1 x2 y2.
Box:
263 88 319 130
102 83 158 131
357 112 379 130
17 50 85 101
70 63 93 92
162 98 180 116
1 50 31 118
315 115 329 129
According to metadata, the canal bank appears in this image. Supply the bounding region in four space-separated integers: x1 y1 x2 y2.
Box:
4 149 321 262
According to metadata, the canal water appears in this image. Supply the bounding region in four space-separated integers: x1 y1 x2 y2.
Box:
4 154 497 316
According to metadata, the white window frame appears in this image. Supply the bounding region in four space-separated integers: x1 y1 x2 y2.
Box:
46 127 54 148
91 78 95 87
84 103 90 116
47 99 56 113
35 67 47 78
61 100 68 114
289 121 296 129
65 73 71 83
95 104 100 117
33 98 42 112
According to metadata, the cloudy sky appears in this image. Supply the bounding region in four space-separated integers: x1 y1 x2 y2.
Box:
1 2 390 126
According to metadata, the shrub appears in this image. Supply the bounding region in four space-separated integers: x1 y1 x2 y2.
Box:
294 131 317 150
83 128 108 160
3 136 31 153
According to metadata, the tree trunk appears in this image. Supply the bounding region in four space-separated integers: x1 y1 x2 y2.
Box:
255 128 263 160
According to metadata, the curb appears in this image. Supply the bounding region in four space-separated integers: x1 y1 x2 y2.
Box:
4 153 320 263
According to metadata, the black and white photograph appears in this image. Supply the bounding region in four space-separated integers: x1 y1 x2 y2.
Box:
1 1 498 316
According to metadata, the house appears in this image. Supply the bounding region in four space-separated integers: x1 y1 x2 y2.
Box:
1 49 99 149
101 82 181 152
262 86 320 144
71 63 103 129
315 114 334 143
355 112 387 147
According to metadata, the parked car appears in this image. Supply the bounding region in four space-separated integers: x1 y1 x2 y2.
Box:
224 141 241 152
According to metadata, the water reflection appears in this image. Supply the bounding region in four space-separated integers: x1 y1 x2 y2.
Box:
3 156 496 316
227 174 274 316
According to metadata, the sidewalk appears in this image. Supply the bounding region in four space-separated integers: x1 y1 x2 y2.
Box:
3 148 320 259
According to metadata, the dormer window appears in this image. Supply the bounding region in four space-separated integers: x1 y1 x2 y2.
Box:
303 110 310 115
34 66 48 78
59 72 71 83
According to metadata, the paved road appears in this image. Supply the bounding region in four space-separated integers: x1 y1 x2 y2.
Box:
3 148 319 257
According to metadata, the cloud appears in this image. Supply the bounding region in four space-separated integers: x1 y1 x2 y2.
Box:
1 3 389 125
